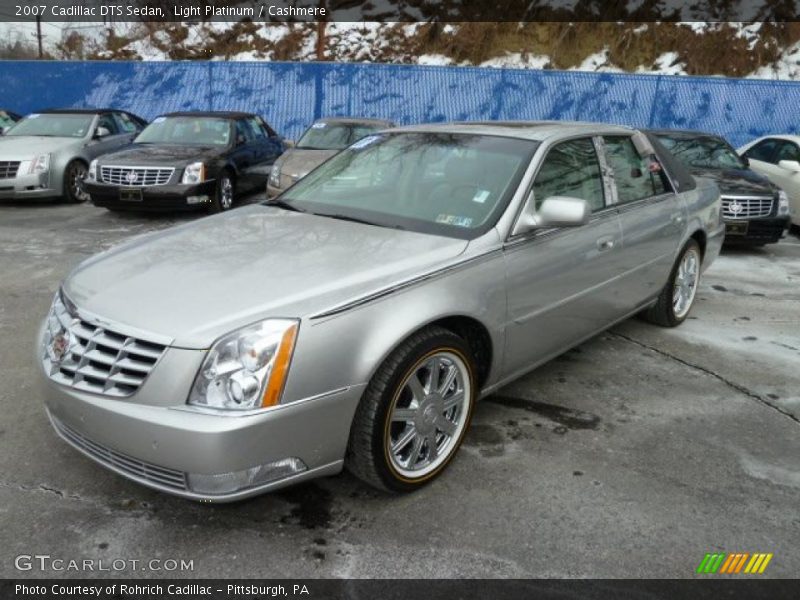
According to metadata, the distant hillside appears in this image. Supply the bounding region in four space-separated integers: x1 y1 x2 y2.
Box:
3 21 800 80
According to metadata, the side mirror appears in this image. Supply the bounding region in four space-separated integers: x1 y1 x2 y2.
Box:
284 139 295 149
740 155 750 167
236 134 247 146
94 126 111 139
514 196 591 235
778 159 800 172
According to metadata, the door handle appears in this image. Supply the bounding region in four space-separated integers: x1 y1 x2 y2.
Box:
596 236 615 251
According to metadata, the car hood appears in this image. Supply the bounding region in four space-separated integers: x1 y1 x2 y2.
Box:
278 149 339 179
0 135 80 159
63 205 469 348
98 143 222 167
690 167 777 196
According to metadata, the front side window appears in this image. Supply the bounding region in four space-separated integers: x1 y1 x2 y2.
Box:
135 117 231 146
276 132 537 239
296 122 387 150
604 136 666 203
245 118 267 141
5 113 94 138
96 114 118 135
743 139 778 164
114 112 143 133
532 138 605 212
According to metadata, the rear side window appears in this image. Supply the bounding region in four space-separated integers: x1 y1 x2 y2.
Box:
743 139 778 163
604 136 667 203
774 141 800 163
532 138 605 212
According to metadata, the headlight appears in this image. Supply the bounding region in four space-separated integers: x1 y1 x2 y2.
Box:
188 319 299 411
87 159 98 181
28 153 50 174
181 161 205 184
269 161 282 187
778 190 790 215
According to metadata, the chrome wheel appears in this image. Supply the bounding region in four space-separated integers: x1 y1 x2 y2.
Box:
387 351 471 479
673 246 700 319
68 163 89 202
219 176 234 210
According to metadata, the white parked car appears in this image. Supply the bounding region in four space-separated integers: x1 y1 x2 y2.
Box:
739 135 800 227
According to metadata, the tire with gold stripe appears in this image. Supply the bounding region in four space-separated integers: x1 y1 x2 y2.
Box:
346 326 476 492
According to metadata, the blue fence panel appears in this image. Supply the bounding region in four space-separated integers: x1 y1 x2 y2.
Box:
0 60 795 145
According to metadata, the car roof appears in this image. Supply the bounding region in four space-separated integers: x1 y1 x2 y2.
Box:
647 128 728 141
316 117 396 126
39 108 115 115
392 120 635 141
162 111 256 119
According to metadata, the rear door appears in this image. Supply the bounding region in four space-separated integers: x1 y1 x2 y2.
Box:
601 135 685 306
502 137 624 378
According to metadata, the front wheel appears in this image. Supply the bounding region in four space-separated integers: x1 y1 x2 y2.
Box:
63 161 89 203
346 326 477 493
210 172 235 213
643 239 702 327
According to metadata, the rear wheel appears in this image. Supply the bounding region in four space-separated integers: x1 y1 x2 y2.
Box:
210 171 235 213
643 239 701 327
63 161 89 203
346 326 477 493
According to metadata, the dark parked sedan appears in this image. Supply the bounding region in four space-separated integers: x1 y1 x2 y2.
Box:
86 111 287 213
0 109 22 133
651 129 791 246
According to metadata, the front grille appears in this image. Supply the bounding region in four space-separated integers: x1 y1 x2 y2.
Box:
100 165 174 186
51 415 188 491
42 293 167 397
0 160 20 179
721 195 774 219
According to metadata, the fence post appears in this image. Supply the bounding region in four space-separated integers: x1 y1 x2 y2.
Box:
647 74 663 129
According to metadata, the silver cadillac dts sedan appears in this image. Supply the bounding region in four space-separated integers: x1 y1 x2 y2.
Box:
38 122 723 501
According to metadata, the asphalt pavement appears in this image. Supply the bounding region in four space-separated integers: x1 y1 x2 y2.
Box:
1 197 798 578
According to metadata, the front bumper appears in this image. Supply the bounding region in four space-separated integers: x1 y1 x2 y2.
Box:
86 180 216 212
723 216 791 245
38 348 364 502
0 170 57 199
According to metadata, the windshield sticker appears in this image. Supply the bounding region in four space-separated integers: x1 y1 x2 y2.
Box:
472 190 491 204
153 116 166 123
436 214 473 228
311 122 327 129
350 135 382 150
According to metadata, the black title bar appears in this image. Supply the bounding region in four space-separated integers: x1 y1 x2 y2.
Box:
0 0 799 23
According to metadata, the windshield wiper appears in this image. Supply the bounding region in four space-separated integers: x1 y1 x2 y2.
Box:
312 212 405 230
264 198 306 213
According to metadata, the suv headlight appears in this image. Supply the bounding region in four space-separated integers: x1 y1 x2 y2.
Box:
182 162 205 184
778 190 790 215
269 161 282 187
29 153 50 174
88 159 98 181
188 319 299 411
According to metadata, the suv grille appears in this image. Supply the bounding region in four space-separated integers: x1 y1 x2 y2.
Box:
0 161 20 179
42 293 167 397
100 165 174 186
51 415 188 491
721 195 774 219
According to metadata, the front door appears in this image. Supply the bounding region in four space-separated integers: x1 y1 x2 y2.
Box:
502 137 624 379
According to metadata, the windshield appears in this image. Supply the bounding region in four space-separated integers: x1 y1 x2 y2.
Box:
0 111 18 129
657 134 746 170
5 113 93 138
296 122 386 150
274 132 538 239
135 116 231 146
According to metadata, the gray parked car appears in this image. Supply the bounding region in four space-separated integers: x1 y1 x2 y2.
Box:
37 122 723 501
0 109 146 203
267 117 395 196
